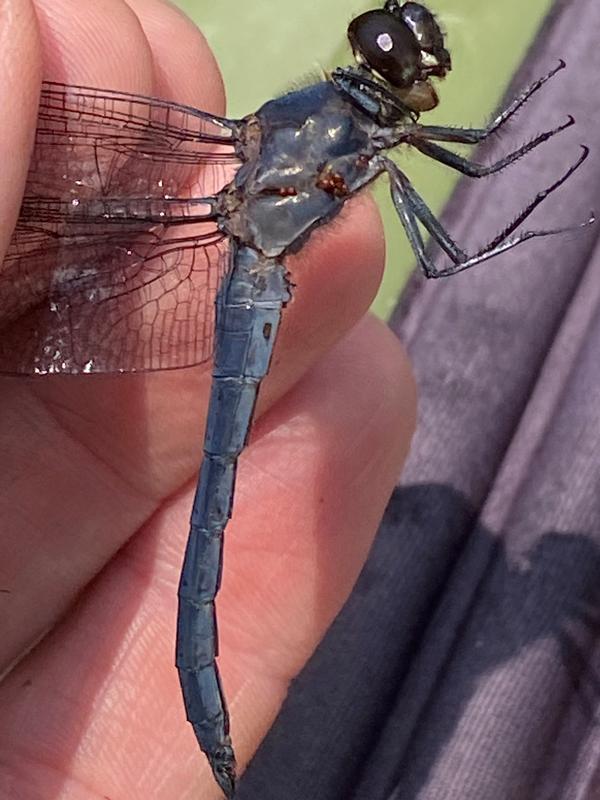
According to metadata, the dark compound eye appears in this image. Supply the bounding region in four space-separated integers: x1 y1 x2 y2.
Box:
401 3 452 70
347 10 422 89
399 2 451 71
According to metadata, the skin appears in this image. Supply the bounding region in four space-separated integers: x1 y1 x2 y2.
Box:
0 1 417 798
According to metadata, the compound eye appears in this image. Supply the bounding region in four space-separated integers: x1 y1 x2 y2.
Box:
400 2 451 71
347 10 422 89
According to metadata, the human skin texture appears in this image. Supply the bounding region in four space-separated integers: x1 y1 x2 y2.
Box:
0 1 416 798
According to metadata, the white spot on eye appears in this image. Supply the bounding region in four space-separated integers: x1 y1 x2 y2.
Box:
377 32 394 53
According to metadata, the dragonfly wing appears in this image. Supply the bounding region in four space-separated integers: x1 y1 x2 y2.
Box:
32 82 240 196
0 82 240 374
1 223 229 374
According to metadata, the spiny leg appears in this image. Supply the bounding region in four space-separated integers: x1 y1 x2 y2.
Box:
476 146 591 255
385 167 432 275
409 116 574 178
383 152 592 278
414 60 567 145
385 159 466 264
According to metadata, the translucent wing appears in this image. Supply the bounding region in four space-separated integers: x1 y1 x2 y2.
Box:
0 82 242 374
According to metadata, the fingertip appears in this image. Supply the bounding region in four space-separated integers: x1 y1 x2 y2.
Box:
268 194 386 401
33 0 153 90
292 193 386 318
124 0 226 115
0 0 42 255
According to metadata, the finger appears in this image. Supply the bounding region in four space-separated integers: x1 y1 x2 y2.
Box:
33 0 153 89
0 314 415 799
0 0 174 670
123 0 225 114
0 0 41 259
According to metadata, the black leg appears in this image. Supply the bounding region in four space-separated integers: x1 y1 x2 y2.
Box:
385 159 465 264
413 60 567 145
476 146 591 254
383 152 592 279
386 168 440 279
410 116 574 178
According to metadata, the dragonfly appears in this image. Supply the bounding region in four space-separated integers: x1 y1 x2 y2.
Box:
1 1 589 797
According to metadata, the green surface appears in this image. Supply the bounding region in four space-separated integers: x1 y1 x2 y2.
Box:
175 1 553 318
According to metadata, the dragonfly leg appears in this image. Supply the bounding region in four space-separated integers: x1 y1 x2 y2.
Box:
389 180 437 278
471 146 591 256
414 60 568 144
176 245 291 798
384 159 466 265
409 115 574 178
384 151 592 278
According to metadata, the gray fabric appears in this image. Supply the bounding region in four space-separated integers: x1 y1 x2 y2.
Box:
239 0 600 797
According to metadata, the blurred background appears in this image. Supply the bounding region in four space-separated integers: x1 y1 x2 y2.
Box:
175 1 553 317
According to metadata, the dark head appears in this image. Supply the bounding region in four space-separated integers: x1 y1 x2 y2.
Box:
347 1 451 112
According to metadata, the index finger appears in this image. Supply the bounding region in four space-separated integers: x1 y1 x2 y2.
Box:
0 0 226 681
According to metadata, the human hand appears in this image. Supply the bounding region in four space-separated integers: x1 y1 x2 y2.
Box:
0 1 416 797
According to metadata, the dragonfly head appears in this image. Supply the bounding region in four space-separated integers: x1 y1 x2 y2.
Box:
347 1 451 113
